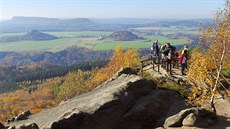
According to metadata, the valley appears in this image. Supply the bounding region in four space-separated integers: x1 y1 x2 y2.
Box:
0 29 193 52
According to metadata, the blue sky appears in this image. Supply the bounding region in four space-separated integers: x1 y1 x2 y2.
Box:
0 0 225 20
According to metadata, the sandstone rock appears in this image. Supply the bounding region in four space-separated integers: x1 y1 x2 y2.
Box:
15 114 26 121
18 123 39 129
182 113 196 126
8 70 186 129
164 107 217 128
22 110 31 117
115 67 137 76
6 117 15 124
164 107 198 128
7 126 16 129
12 110 31 122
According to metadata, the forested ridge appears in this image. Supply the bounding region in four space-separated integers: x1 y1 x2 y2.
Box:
0 60 108 93
0 46 113 66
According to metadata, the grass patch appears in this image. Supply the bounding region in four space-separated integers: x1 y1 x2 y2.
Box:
0 38 99 52
45 31 112 38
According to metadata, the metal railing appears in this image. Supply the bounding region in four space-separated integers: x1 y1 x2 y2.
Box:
140 55 180 76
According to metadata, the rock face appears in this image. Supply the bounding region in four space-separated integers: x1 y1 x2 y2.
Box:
163 107 217 128
8 68 186 129
182 113 196 126
6 110 32 125
18 123 39 129
109 31 139 41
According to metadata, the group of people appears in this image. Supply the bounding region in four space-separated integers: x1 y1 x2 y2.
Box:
150 40 189 75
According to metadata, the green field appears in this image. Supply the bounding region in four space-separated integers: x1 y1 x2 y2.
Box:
0 31 189 52
46 31 113 37
0 31 112 37
162 26 198 35
95 36 188 50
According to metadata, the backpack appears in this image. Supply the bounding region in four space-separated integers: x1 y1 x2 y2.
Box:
160 45 166 53
167 46 176 60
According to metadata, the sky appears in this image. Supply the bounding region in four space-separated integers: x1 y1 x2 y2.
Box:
0 0 225 20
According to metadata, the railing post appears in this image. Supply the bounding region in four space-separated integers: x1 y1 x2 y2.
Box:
152 56 154 70
158 56 160 72
141 62 143 77
170 60 172 75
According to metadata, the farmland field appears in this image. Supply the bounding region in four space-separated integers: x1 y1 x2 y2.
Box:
46 31 113 37
161 26 198 35
95 36 188 50
0 31 189 52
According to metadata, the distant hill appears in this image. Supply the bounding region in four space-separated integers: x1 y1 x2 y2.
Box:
0 30 58 42
23 30 58 40
109 31 139 41
0 16 212 33
0 16 120 33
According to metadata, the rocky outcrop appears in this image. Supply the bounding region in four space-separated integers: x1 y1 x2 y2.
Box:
109 31 139 41
163 107 217 128
6 110 31 125
8 68 187 129
18 123 39 129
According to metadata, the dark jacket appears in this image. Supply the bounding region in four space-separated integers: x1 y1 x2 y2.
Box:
151 43 159 56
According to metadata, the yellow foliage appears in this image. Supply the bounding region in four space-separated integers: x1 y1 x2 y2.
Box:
58 69 88 100
187 0 230 102
86 44 140 91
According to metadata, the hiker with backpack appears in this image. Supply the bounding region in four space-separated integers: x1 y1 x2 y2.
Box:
150 40 160 57
160 43 167 59
179 50 189 75
160 43 167 67
164 43 176 74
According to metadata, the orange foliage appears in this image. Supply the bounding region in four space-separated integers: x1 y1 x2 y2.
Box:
86 44 140 90
0 44 140 123
0 88 57 123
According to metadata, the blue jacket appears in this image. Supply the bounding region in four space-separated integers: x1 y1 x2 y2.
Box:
151 43 159 56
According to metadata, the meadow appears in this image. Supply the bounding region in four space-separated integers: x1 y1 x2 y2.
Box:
0 31 189 52
161 26 198 35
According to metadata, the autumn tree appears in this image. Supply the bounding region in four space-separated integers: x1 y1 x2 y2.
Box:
86 44 140 90
187 0 230 112
58 69 89 100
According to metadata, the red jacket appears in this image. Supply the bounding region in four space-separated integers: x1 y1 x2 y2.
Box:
180 53 189 64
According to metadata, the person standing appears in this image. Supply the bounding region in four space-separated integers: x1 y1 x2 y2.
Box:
181 45 189 54
151 40 159 57
164 43 175 74
172 50 179 68
180 50 189 75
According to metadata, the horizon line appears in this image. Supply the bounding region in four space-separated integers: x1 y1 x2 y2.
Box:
0 16 213 20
